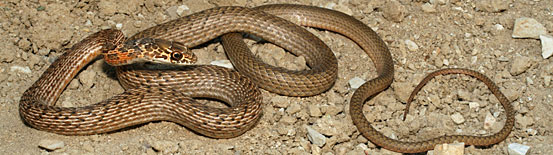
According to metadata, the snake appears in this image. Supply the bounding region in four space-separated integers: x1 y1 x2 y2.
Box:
18 4 514 153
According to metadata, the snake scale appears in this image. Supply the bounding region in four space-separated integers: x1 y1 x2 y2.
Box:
19 4 514 153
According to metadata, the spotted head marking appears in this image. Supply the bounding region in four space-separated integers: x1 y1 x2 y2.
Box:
103 38 197 66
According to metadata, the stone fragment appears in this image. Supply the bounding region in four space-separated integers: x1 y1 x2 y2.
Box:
540 34 553 59
509 56 532 76
305 125 326 147
451 113 465 124
348 77 365 90
512 18 547 39
421 3 437 13
38 139 65 151
308 104 322 117
210 60 233 69
382 1 406 22
475 0 509 13
10 66 32 74
508 143 530 155
405 39 419 51
432 142 464 155
484 112 496 129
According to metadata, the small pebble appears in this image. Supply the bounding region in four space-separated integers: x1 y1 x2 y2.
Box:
78 70 97 89
308 104 322 117
10 65 32 74
509 56 532 76
508 143 530 155
405 39 419 51
286 102 302 115
38 139 65 151
382 1 406 22
540 34 553 59
421 3 437 13
484 112 496 129
468 102 480 110
451 113 465 124
115 23 122 30
475 0 508 13
210 60 234 69
515 114 534 128
512 17 547 39
305 125 326 147
348 77 365 90
432 142 464 155
271 95 289 108
279 115 297 125
176 5 189 16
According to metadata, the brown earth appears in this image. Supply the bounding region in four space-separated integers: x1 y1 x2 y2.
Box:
1 0 552 154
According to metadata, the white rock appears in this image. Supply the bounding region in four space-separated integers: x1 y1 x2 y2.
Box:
115 23 123 30
526 128 537 136
484 112 496 129
38 139 65 151
430 0 448 5
451 113 465 124
508 143 530 155
210 60 234 69
540 34 553 59
432 142 465 155
10 65 32 74
305 125 326 147
176 5 189 16
512 17 547 39
348 77 365 90
495 24 505 30
468 102 480 110
405 39 419 51
421 3 437 13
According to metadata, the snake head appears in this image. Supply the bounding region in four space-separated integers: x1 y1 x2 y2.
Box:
104 38 197 66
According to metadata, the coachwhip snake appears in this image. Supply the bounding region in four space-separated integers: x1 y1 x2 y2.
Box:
19 4 514 153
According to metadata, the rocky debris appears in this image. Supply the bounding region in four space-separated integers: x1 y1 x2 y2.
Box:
38 139 65 151
515 114 534 129
540 35 553 59
483 112 496 130
210 60 233 69
450 113 465 124
405 39 419 52
9 65 31 74
78 70 96 89
421 3 437 13
430 142 464 155
308 104 323 117
348 77 365 90
306 125 326 147
512 18 547 39
475 0 509 13
382 1 406 22
510 56 533 76
166 5 189 19
508 143 530 155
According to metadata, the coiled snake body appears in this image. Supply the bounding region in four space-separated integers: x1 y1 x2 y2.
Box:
19 4 514 153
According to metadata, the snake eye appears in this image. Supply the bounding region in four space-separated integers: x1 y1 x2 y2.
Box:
171 52 183 60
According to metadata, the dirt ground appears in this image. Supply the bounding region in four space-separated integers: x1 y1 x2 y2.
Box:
1 0 552 154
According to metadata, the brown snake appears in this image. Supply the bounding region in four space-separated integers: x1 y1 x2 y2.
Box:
19 4 514 153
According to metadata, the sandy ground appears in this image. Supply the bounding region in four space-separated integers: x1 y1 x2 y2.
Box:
1 0 552 154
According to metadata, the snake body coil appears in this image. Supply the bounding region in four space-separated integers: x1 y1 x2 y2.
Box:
19 4 513 153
